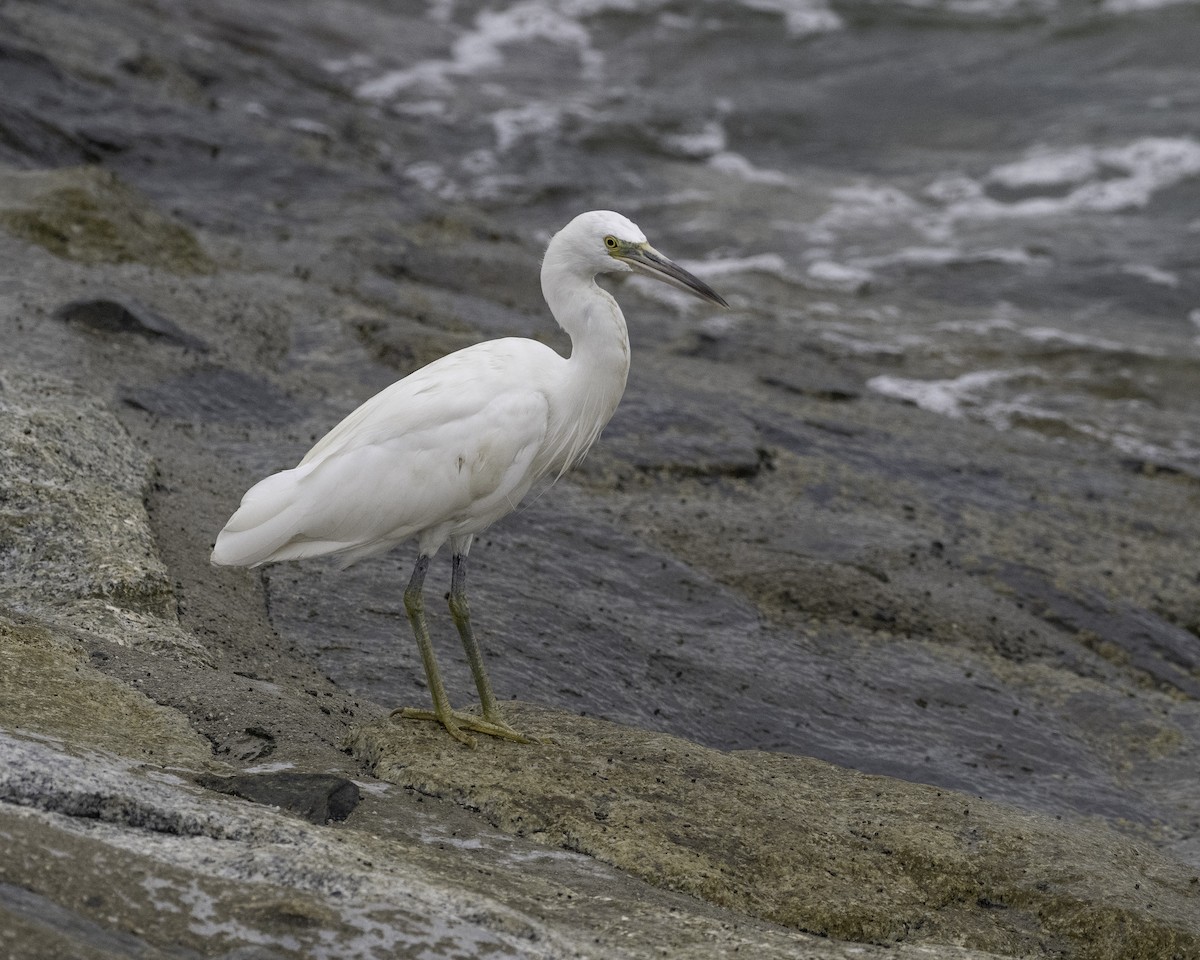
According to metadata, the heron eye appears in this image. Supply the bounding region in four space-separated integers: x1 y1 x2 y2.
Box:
604 235 618 249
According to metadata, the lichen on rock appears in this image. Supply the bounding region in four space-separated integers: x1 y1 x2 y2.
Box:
0 165 213 274
351 703 1200 960
0 369 206 658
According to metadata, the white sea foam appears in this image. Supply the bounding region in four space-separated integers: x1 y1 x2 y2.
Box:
460 148 497 175
811 184 923 243
987 145 1100 190
806 260 874 292
1019 326 1157 355
858 246 1044 269
1101 0 1200 13
403 161 461 200
355 2 600 100
661 121 727 158
322 53 374 74
807 138 1200 263
356 0 614 101
459 3 602 76
490 102 562 151
820 330 908 356
883 0 1200 19
286 118 336 139
738 0 844 35
974 397 1083 434
933 138 1200 221
647 189 716 207
686 253 794 279
1121 263 1179 287
866 0 1056 17
933 316 1020 335
868 369 1038 417
627 253 792 309
707 151 793 185
1062 416 1200 472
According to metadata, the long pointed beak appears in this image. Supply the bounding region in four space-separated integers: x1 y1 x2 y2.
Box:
617 243 729 308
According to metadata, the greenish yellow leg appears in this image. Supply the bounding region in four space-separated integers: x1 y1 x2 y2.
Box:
391 554 476 747
445 551 532 744
390 553 530 746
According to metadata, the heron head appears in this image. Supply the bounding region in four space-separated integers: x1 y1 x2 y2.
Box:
552 210 728 308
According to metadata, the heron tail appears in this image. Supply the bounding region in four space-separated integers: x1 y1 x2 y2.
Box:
211 468 309 567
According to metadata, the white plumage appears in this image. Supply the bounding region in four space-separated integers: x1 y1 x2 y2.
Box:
212 210 727 745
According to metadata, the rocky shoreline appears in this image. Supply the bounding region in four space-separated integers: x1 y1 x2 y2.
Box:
2 0 1198 957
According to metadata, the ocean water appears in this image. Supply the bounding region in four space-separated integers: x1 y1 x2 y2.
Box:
325 0 1200 474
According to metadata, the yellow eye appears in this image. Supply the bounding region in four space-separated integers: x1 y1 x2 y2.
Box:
604 235 619 249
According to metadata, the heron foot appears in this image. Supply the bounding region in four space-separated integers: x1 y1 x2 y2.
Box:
390 706 533 746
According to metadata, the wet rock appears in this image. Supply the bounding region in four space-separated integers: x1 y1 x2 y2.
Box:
3 730 982 960
0 370 206 657
122 367 302 427
351 703 1200 960
209 726 278 763
53 296 209 352
0 613 212 767
263 485 768 734
759 364 862 401
0 101 96 169
585 373 767 480
349 311 480 378
0 374 213 765
0 165 213 273
1 0 1199 957
197 771 360 824
980 559 1200 699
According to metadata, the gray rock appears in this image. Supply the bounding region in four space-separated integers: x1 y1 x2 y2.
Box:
0 0 1198 957
351 703 1200 959
53 297 210 352
0 370 208 661
2 731 1000 960
0 166 213 274
195 772 361 824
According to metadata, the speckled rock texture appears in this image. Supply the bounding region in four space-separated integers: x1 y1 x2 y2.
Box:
1 0 1197 957
355 706 1200 960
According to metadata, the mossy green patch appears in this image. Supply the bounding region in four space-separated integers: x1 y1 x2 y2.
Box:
0 611 211 765
0 166 213 274
351 704 1200 960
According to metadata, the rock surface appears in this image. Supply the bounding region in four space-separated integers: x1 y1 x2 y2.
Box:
353 704 1200 959
0 0 1198 957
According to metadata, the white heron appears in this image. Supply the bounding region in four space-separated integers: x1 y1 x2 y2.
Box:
211 210 728 745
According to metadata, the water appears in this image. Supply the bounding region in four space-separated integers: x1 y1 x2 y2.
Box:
327 0 1200 474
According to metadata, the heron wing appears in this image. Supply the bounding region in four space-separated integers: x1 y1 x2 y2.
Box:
212 340 558 566
298 341 546 466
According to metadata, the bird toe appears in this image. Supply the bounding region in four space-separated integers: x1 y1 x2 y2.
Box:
391 705 536 746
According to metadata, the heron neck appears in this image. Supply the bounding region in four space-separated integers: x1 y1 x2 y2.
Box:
541 232 628 346
541 273 631 467
542 272 630 376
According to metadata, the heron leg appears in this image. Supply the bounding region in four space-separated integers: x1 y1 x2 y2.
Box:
391 553 529 746
447 552 531 743
390 555 473 746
